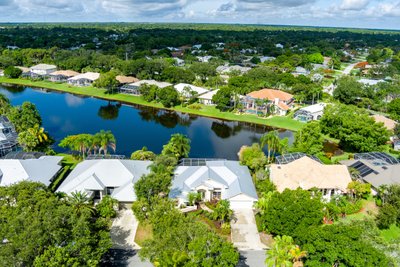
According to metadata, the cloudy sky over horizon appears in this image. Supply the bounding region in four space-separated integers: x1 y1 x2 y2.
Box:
0 0 399 30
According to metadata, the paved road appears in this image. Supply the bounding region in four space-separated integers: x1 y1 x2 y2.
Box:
231 209 266 251
102 249 266 267
101 249 152 267
342 62 358 75
237 250 267 267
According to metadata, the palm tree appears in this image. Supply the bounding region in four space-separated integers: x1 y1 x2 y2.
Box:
377 184 388 205
67 191 94 216
212 199 233 223
162 133 190 159
95 130 116 155
27 124 48 144
290 246 307 267
254 191 273 216
260 131 282 164
265 235 295 267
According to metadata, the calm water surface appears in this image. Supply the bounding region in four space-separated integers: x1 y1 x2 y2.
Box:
0 84 294 159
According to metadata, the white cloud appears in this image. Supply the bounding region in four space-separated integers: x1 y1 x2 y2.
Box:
340 0 369 10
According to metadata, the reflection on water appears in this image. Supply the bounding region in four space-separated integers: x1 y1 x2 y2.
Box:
0 85 294 159
98 102 121 120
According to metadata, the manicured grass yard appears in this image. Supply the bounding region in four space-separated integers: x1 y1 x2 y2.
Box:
134 222 153 247
0 77 305 131
49 153 81 191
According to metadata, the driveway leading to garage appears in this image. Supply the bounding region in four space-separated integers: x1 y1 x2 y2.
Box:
110 208 140 250
231 208 266 251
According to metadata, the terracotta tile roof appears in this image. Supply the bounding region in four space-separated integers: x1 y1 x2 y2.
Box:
50 70 80 77
247 89 293 101
116 75 139 84
355 61 369 69
277 102 290 111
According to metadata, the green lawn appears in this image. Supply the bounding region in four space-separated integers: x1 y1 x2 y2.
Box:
49 153 81 191
0 77 305 131
134 222 153 247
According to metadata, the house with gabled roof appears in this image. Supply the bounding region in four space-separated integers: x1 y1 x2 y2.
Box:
0 156 63 186
170 160 258 209
243 88 294 116
49 70 80 82
270 156 352 200
57 159 152 203
67 72 100 86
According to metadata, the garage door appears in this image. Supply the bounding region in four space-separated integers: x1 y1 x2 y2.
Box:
230 200 254 210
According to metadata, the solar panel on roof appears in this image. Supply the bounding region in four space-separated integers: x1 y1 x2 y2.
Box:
354 152 399 165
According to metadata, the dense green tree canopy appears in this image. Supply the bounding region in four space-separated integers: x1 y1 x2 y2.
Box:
296 224 389 267
0 182 112 267
262 189 324 237
333 76 363 105
320 104 390 152
292 121 324 155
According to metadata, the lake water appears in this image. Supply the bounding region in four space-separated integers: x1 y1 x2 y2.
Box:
0 84 294 159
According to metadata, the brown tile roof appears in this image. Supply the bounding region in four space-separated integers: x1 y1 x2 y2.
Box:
116 75 139 84
270 156 352 192
247 89 293 101
372 114 397 131
355 61 369 69
50 70 80 77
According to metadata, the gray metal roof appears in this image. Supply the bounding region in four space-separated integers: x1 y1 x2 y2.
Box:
0 156 63 186
170 160 258 201
341 158 400 189
57 159 152 202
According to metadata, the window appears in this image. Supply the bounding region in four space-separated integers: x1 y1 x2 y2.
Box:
212 191 221 200
106 187 114 195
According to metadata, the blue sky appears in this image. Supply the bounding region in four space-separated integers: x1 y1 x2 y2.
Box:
0 0 399 30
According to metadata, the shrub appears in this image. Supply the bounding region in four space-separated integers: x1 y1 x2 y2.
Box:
96 195 119 218
376 204 397 229
187 103 202 110
4 66 22 78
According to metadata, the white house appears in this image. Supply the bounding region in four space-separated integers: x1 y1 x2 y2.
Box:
0 156 63 186
216 65 251 75
57 160 152 203
173 57 185 66
30 64 57 76
119 80 172 95
358 78 385 86
198 89 219 105
292 66 310 76
294 103 326 122
169 160 258 209
67 72 100 86
275 43 284 49
197 56 213 63
270 156 352 201
174 83 209 98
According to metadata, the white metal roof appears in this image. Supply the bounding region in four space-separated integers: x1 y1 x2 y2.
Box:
127 80 172 88
68 72 100 81
299 103 326 113
30 64 57 70
57 160 152 202
0 156 63 186
198 89 219 100
174 83 209 96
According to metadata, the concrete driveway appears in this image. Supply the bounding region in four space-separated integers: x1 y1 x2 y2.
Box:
231 209 266 251
237 250 266 267
110 208 140 250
